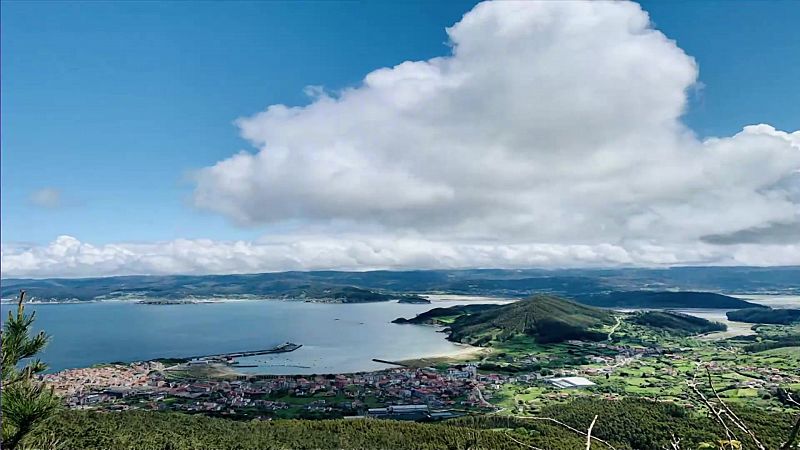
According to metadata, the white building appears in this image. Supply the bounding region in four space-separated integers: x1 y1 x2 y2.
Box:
548 376 596 389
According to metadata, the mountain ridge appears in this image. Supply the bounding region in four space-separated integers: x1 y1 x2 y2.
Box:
4 267 796 302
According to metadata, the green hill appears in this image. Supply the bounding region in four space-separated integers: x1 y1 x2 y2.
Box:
628 311 726 335
400 295 616 345
392 304 501 325
727 307 800 325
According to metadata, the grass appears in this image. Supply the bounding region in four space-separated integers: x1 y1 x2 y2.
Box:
481 318 800 416
759 346 800 356
164 363 238 381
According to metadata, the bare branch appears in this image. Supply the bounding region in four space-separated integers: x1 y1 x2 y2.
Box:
516 416 617 450
687 378 737 444
780 413 800 450
780 390 800 450
503 431 546 450
586 415 598 450
704 367 766 450
668 433 681 450
784 390 800 408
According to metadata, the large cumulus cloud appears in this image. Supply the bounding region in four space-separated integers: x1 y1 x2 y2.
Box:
2 1 799 278
193 1 799 248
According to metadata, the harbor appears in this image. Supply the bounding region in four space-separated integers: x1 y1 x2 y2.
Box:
188 342 303 366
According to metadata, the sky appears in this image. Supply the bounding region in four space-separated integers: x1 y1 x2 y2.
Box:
1 0 799 278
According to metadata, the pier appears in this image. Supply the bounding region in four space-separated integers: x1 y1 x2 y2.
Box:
372 358 409 367
190 342 303 361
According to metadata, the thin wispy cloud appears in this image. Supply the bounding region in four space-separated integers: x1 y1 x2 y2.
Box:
28 188 64 209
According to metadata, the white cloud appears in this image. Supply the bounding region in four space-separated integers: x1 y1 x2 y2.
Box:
29 188 64 209
2 234 798 279
2 1 799 278
192 1 800 251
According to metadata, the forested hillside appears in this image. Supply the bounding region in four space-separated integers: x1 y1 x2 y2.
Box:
628 311 727 335
443 295 615 345
728 307 800 325
28 398 796 450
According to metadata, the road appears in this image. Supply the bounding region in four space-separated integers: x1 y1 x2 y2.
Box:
607 315 623 341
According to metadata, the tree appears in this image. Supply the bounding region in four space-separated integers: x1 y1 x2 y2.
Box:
1 290 61 449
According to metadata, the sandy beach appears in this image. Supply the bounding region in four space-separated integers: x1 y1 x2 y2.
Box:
398 343 490 368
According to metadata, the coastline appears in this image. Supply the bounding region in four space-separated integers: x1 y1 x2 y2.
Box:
4 293 518 305
396 343 489 368
157 344 489 379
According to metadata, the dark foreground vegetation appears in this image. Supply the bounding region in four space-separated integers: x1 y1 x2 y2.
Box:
1 292 61 449
27 398 797 450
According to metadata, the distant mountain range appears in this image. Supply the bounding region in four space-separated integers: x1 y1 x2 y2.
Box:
2 266 796 305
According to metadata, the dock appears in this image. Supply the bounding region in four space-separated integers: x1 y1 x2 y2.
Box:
189 342 303 361
372 358 409 367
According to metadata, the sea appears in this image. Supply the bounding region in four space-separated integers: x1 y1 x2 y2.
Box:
8 294 799 374
14 297 512 374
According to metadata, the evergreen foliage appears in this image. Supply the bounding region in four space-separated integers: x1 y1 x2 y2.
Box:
629 311 727 335
1 291 61 449
444 294 614 344
27 398 797 450
727 308 800 325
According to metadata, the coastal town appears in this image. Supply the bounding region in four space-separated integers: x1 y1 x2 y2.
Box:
43 361 501 419
42 330 800 421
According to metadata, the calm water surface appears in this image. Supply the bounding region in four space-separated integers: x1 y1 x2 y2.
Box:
626 295 800 340
12 295 799 373
736 295 800 309
19 298 510 374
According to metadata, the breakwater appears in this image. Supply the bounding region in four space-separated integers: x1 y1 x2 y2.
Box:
192 342 302 361
372 358 408 367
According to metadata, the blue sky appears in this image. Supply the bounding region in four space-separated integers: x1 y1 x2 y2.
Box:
1 1 799 277
2 1 477 244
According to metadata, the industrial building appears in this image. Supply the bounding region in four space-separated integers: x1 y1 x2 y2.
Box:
548 376 596 389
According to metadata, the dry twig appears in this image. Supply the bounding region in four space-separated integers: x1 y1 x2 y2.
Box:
516 416 617 450
687 377 738 444
503 431 546 450
780 390 800 450
668 433 681 450
586 415 598 450
704 368 767 450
